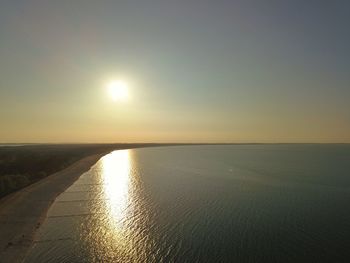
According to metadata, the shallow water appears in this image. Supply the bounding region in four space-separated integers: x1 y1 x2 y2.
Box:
24 145 350 262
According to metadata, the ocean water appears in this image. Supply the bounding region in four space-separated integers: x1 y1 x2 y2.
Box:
24 145 350 262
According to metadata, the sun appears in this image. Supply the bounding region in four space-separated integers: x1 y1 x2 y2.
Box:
107 80 129 101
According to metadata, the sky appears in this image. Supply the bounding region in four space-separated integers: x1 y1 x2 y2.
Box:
0 0 349 143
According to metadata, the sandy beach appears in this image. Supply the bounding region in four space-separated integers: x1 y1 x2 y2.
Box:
0 152 108 263
0 143 185 262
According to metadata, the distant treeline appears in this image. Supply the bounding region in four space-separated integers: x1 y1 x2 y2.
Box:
0 143 160 199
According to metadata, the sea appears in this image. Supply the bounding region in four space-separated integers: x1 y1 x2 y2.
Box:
24 144 350 262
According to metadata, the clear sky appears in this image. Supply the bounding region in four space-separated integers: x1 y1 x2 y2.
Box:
0 0 349 143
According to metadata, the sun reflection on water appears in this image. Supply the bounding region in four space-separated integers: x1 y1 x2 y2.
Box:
101 150 131 226
92 150 153 261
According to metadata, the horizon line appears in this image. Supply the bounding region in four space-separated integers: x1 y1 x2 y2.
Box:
1 142 350 145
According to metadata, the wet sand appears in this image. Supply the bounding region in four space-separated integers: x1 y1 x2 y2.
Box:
0 153 108 263
0 143 202 262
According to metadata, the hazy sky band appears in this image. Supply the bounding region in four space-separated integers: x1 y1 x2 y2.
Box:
0 0 349 143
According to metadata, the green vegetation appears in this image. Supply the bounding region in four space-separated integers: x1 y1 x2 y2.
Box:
0 174 30 197
0 144 159 198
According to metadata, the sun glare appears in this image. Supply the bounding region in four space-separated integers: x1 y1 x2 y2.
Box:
107 80 129 101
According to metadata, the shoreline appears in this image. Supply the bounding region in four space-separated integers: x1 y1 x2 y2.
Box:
0 143 193 262
0 151 110 263
0 143 210 262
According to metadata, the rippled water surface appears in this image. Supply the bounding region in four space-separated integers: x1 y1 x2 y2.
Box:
25 145 350 262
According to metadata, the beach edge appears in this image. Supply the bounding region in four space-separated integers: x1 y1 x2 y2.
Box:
0 152 109 263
